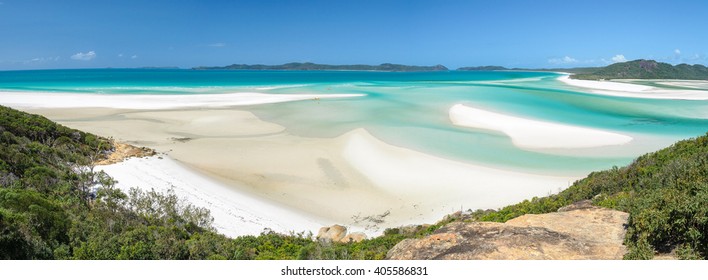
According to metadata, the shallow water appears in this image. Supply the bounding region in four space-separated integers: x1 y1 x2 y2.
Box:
2 69 707 175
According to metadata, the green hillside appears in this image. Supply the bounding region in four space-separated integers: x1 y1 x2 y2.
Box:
571 59 708 80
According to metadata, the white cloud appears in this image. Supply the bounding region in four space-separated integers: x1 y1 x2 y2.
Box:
24 56 60 64
71 51 96 61
611 54 627 63
674 49 681 55
207 43 226 47
548 56 578 65
118 53 124 57
131 55 138 59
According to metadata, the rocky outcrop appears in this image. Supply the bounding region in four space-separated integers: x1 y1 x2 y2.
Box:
317 225 367 243
387 202 628 260
95 142 156 165
341 232 367 243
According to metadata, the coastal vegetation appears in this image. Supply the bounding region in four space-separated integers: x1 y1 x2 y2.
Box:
458 60 708 81
570 59 708 80
193 62 448 72
1 105 706 260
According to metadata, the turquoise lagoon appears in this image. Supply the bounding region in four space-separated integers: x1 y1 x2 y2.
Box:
2 69 707 176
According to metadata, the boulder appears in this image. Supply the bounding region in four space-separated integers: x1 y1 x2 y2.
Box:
317 225 347 242
341 232 367 243
387 204 629 260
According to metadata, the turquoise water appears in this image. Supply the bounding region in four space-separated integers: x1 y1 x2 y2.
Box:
2 69 708 175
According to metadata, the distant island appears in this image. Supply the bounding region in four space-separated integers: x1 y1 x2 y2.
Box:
193 62 449 72
457 60 708 80
570 59 708 80
196 59 708 79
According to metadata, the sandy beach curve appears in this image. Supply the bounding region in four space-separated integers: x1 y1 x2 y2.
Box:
557 75 708 100
96 156 326 237
449 104 633 149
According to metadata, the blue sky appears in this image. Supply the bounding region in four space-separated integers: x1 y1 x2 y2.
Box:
1 0 707 70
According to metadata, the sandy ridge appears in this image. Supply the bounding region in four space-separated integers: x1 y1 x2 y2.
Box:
449 104 633 149
557 75 708 100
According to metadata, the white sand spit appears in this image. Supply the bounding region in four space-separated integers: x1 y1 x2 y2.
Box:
96 156 324 237
557 75 708 100
0 91 363 109
342 129 579 213
449 104 633 149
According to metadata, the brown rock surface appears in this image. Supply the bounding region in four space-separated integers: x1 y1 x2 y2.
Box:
387 203 629 260
317 225 348 242
95 142 156 165
341 232 367 243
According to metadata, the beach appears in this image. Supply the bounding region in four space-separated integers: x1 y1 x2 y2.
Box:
3 73 706 238
1 89 587 236
557 75 708 100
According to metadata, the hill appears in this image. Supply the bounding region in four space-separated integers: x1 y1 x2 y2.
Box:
571 59 708 80
193 62 449 72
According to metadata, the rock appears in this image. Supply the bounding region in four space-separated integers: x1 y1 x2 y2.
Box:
317 225 367 243
317 225 347 242
341 232 367 243
95 142 156 165
387 204 629 260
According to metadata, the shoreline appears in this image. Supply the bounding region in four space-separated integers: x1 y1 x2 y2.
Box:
0 90 364 109
449 104 633 149
96 155 328 237
557 75 708 100
0 90 616 237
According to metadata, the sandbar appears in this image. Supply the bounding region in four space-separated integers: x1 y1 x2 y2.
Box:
449 104 633 149
0 90 363 109
557 75 708 100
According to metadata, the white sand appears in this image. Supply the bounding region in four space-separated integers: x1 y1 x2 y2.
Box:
557 75 708 100
654 80 708 90
3 92 588 237
449 104 633 149
342 129 579 214
92 127 583 237
96 156 325 237
0 91 363 109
